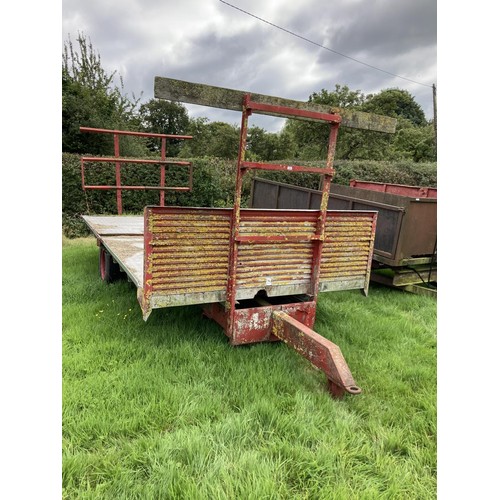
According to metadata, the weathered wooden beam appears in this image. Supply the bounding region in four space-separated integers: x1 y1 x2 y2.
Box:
154 77 397 133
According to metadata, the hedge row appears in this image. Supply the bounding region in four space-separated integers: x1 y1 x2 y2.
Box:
62 152 437 237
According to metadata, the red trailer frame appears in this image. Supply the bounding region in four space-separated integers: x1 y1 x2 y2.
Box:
80 89 382 399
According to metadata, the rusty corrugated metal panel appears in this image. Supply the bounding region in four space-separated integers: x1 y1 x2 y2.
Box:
320 213 376 286
147 208 231 297
236 211 316 292
140 206 376 315
237 242 314 289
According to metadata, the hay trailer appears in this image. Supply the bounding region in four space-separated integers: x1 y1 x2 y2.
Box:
81 78 397 398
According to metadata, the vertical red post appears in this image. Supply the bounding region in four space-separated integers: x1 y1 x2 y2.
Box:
113 133 122 215
226 94 252 337
160 137 166 206
80 158 86 190
309 120 340 298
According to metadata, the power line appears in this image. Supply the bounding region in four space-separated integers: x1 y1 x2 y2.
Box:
219 0 433 89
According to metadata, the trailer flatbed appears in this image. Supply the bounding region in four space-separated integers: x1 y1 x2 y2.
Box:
83 215 144 287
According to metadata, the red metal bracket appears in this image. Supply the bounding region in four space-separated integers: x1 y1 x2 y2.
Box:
224 95 342 336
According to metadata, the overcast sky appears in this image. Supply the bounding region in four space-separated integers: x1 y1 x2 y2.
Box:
62 0 436 131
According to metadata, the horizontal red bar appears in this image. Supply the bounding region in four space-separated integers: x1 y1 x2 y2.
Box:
349 179 437 199
82 157 191 165
235 234 322 243
84 185 191 191
247 100 342 123
241 161 334 175
79 126 193 140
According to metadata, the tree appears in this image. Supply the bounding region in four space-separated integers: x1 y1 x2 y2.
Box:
282 85 368 160
138 99 190 156
246 126 299 161
362 89 427 126
392 119 436 162
179 119 240 159
62 33 145 156
308 85 366 108
282 84 435 162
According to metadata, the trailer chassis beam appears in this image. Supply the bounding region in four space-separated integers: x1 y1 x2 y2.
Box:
272 310 361 399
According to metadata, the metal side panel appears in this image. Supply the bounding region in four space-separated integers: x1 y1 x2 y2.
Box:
143 207 232 314
235 210 317 297
140 207 377 317
349 180 437 199
320 211 377 293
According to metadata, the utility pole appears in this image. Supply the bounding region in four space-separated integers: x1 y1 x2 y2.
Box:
432 84 437 153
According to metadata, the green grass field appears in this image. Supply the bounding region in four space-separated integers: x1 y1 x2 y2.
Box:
62 237 437 499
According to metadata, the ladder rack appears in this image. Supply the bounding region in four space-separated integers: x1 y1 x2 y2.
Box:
225 93 342 341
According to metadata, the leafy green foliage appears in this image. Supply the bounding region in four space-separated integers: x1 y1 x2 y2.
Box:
246 126 298 161
392 120 436 162
363 88 427 126
282 85 366 161
63 153 243 236
62 33 147 157
179 119 241 159
63 152 436 237
167 157 241 208
310 84 367 108
62 34 436 168
62 35 435 168
255 158 437 193
138 99 190 156
281 85 435 162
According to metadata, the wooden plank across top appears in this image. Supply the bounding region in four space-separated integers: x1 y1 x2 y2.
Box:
154 77 397 133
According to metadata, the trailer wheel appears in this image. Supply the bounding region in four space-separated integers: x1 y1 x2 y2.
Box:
99 246 121 283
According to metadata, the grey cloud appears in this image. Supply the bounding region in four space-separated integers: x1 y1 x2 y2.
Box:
63 0 436 129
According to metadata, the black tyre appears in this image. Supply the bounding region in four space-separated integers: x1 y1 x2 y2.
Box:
99 245 121 283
